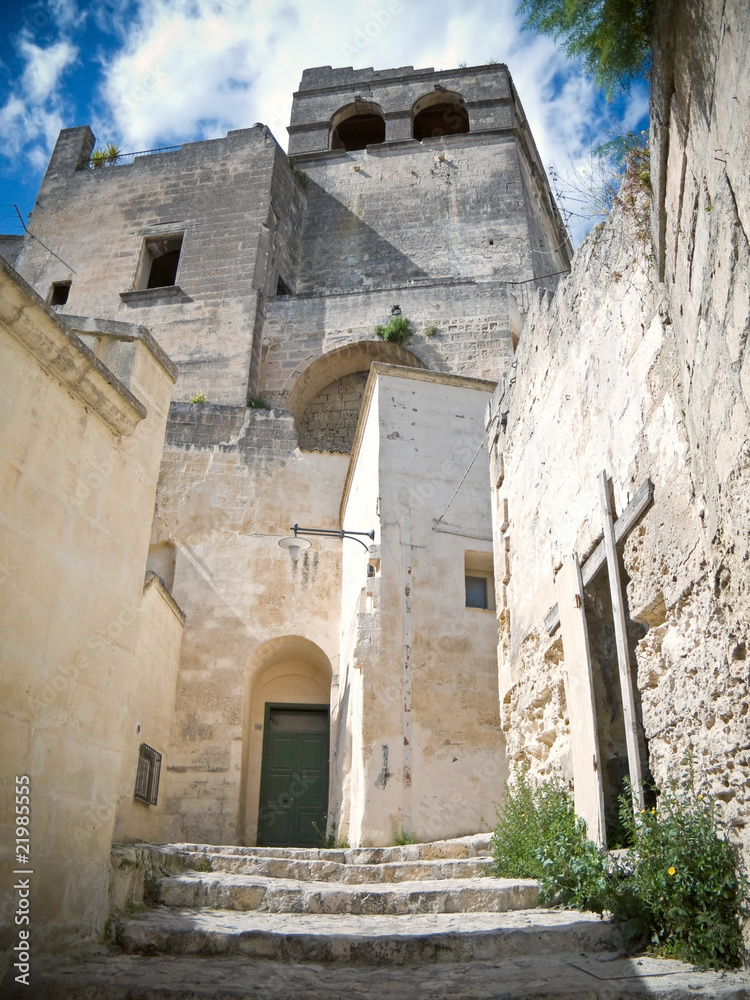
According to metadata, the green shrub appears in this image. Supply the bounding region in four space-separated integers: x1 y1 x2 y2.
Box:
312 821 349 849
189 391 207 404
492 761 748 970
375 315 413 344
611 772 748 968
490 767 580 879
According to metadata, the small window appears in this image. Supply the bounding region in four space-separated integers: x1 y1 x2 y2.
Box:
464 550 495 611
465 575 489 609
275 274 292 296
49 281 71 307
136 234 183 290
134 743 162 805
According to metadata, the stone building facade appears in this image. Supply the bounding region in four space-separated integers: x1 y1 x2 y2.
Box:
1 61 571 952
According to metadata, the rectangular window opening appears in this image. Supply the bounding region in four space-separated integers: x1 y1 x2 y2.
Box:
465 574 489 609
134 743 162 805
137 234 183 290
49 280 71 307
464 550 495 611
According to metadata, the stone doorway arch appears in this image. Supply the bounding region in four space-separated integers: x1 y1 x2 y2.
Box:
240 636 333 845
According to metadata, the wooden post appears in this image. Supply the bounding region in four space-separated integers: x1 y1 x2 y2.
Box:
598 471 645 812
556 555 606 847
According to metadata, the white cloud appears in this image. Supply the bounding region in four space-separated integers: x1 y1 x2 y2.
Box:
20 38 78 102
0 35 77 162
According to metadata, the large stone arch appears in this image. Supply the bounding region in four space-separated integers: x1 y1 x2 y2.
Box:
330 101 385 150
412 90 469 140
240 635 333 845
288 341 428 453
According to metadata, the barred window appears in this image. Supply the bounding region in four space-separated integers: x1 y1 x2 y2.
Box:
134 743 162 805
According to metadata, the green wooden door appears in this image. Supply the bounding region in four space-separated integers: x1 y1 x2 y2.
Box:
257 704 329 847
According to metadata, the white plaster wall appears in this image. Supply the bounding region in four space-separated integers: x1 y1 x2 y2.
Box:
112 575 184 845
338 367 507 845
0 282 173 952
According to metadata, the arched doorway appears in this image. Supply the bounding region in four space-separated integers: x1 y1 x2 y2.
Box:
240 636 333 846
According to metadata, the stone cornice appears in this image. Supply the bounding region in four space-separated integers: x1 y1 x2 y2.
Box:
0 257 146 436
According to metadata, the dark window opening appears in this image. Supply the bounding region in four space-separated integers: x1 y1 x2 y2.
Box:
331 113 385 151
276 274 292 296
49 281 71 306
138 234 183 290
465 575 489 609
413 102 470 141
134 743 162 805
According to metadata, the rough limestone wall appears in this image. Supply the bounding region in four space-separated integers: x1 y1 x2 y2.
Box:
634 0 750 855
493 0 750 857
298 371 369 453
492 193 671 788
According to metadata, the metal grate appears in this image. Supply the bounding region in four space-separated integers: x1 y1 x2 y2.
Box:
134 743 162 805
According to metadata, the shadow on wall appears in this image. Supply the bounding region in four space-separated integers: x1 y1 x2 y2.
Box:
296 179 430 293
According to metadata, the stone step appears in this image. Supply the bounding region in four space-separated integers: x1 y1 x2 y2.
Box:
8 951 749 1000
173 831 493 865
196 852 490 883
157 870 539 914
115 907 622 963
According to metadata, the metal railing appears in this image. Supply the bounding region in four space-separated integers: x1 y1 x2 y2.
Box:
88 145 182 169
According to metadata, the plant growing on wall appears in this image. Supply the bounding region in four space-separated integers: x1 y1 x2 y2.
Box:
90 143 121 168
288 156 309 189
189 391 207 404
375 315 414 344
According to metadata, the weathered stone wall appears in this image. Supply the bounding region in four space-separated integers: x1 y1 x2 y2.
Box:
0 261 175 952
294 135 543 292
151 404 349 844
260 281 515 409
489 0 750 856
14 125 290 405
298 371 369 452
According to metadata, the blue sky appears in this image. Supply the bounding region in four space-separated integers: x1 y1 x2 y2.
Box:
0 0 649 245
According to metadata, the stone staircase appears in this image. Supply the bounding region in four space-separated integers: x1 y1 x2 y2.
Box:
7 834 750 999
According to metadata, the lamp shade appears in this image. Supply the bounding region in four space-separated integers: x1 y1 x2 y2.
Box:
278 536 311 561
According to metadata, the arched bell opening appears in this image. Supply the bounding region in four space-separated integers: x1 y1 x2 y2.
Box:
330 101 386 150
412 90 469 140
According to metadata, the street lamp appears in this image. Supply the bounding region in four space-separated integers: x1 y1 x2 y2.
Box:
278 523 375 561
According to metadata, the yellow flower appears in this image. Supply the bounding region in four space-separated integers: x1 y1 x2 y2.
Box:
668 866 676 876
651 807 656 814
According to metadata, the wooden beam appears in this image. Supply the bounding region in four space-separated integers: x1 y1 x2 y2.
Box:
555 555 606 847
544 478 654 636
599 471 645 812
